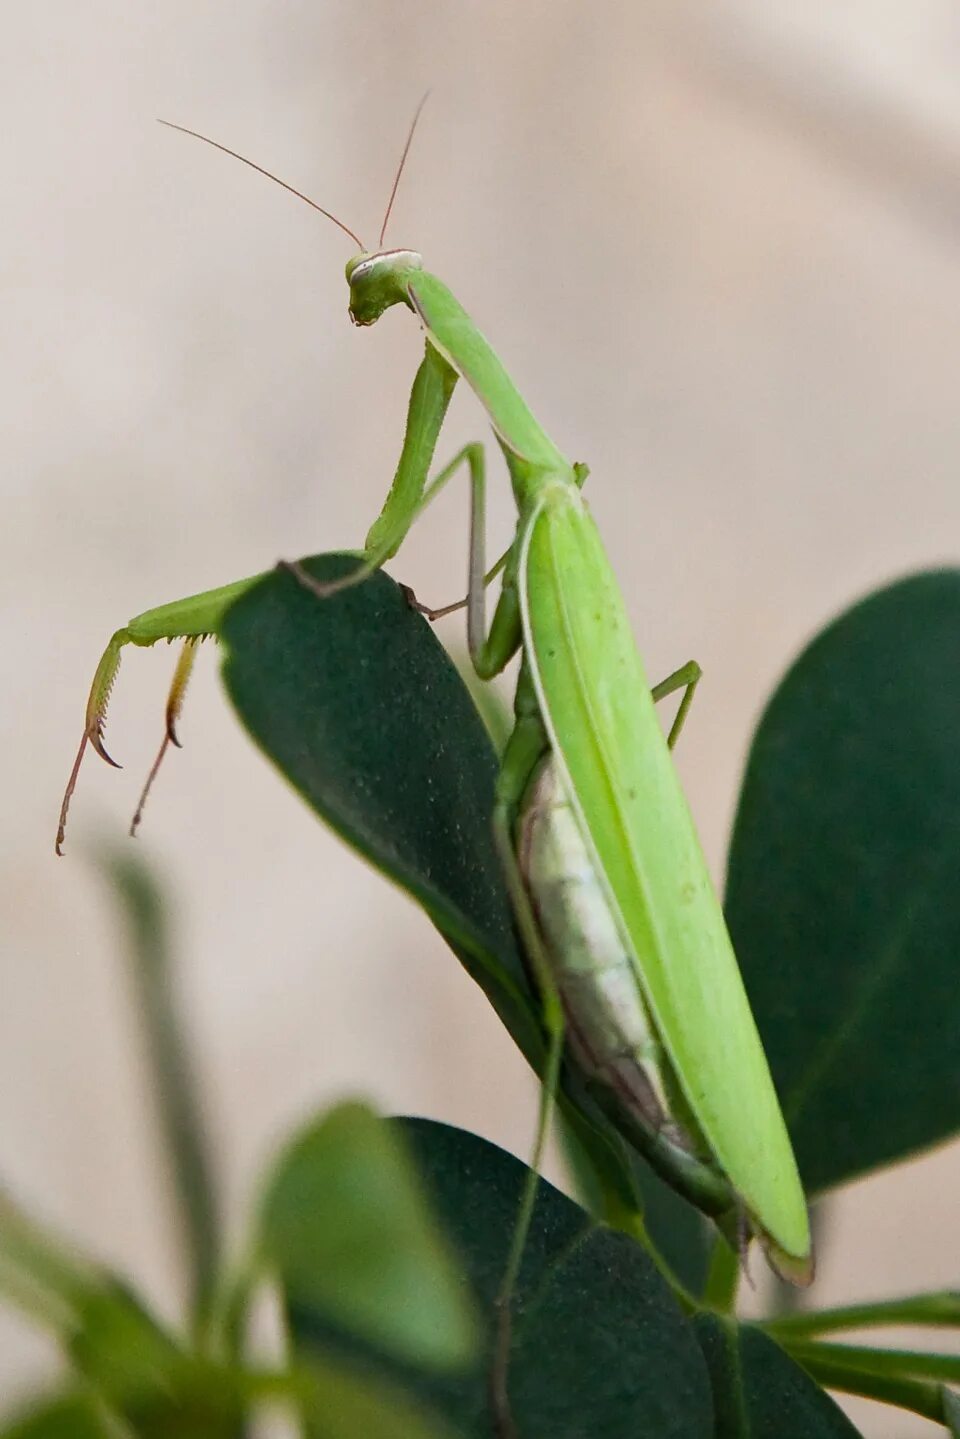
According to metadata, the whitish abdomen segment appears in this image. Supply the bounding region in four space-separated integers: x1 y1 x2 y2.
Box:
517 755 713 1170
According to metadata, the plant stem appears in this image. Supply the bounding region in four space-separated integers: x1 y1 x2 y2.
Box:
762 1290 960 1340
790 1343 950 1424
787 1339 960 1385
702 1234 740 1313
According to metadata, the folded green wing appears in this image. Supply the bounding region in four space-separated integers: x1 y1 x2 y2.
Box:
518 482 810 1278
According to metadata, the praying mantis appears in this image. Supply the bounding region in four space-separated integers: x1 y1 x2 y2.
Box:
58 105 812 1329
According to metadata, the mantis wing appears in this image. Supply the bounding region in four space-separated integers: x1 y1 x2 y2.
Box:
518 481 811 1281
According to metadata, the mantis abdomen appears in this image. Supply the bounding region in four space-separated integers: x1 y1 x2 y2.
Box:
516 755 736 1217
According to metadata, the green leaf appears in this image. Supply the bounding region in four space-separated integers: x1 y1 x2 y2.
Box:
297 1356 464 1439
67 1283 181 1399
0 1395 125 1439
285 1119 713 1438
221 556 534 1049
99 850 219 1337
943 1386 960 1437
219 556 673 1230
0 1189 243 1434
694 1317 862 1437
259 1101 479 1371
726 571 960 1192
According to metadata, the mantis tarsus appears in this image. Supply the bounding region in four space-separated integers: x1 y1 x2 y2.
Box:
59 103 812 1429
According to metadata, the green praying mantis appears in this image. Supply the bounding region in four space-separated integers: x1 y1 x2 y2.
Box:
57 106 812 1325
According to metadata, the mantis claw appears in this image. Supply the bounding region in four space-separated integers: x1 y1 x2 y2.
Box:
399 582 469 624
398 582 425 613
89 725 121 769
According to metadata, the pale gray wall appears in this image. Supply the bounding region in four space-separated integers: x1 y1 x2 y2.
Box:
3 4 960 1432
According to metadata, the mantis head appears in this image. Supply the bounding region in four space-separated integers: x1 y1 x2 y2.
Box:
345 249 424 326
158 92 431 326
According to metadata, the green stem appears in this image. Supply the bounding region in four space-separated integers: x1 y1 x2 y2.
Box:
701 1234 740 1313
791 1344 948 1424
608 1204 700 1315
762 1290 960 1340
787 1339 960 1385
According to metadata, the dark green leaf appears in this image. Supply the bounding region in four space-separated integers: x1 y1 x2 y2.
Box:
286 1119 713 1438
726 572 960 1192
221 556 534 1049
694 1318 861 1437
220 556 673 1227
259 1101 479 1371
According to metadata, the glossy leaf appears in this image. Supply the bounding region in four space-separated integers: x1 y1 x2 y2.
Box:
220 557 675 1226
285 1119 713 1437
221 555 533 1045
726 572 960 1192
694 1317 862 1437
259 1101 479 1371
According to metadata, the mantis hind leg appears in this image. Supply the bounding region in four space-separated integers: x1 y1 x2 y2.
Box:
287 437 526 683
402 543 510 622
651 659 702 749
285 440 489 602
412 436 522 683
414 460 589 628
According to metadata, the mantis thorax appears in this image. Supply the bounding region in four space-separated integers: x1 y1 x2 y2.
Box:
346 249 423 326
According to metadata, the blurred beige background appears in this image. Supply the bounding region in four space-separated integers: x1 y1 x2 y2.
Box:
3 2 960 1432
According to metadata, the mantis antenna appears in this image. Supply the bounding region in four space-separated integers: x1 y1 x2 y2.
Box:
378 91 430 247
156 119 366 250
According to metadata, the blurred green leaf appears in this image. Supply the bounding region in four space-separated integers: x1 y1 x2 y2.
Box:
285 1119 713 1437
943 1386 960 1437
297 1355 464 1439
0 1188 243 1435
694 1318 862 1436
726 572 960 1192
100 850 219 1337
259 1101 479 1371
67 1282 182 1400
0 1395 127 1439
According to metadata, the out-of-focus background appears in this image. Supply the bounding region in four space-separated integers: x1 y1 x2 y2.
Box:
3 3 960 1432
